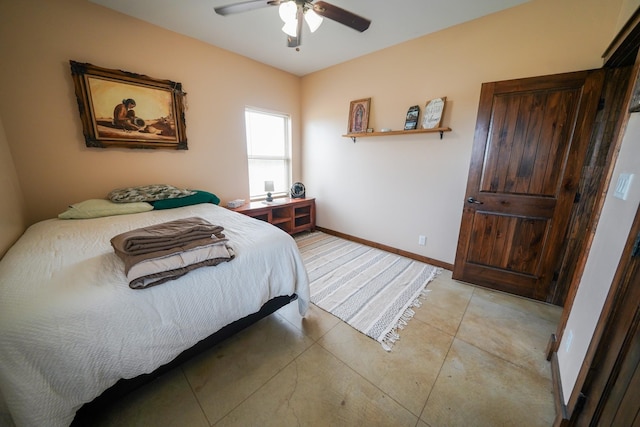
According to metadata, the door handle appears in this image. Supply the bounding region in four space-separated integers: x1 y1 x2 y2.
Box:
467 197 483 204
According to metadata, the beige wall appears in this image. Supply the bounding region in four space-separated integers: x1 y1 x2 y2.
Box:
0 0 301 225
0 116 26 257
617 0 640 31
301 0 622 265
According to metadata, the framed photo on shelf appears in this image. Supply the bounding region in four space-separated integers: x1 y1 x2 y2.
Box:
404 105 420 130
69 60 188 150
348 98 371 133
422 97 446 129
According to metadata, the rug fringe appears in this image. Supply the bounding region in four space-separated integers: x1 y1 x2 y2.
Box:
379 268 440 352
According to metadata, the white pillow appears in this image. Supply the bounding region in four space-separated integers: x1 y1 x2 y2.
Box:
58 199 153 219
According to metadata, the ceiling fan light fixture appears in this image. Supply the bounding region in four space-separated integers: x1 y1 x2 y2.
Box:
278 1 297 23
304 9 323 33
217 0 371 48
282 20 298 37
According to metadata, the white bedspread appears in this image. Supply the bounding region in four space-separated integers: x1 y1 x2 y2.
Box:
0 204 309 427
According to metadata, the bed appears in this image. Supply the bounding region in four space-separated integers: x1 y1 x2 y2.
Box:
0 203 310 427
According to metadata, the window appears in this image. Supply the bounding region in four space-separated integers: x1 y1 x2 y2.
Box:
245 107 291 200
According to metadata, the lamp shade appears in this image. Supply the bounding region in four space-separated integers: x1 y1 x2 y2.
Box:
304 9 323 33
282 20 298 37
279 0 322 36
264 181 275 192
278 1 296 23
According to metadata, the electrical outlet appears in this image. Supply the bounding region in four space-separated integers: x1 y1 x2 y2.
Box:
418 235 426 246
613 173 633 200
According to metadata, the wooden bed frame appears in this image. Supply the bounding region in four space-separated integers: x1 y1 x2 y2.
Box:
72 294 297 425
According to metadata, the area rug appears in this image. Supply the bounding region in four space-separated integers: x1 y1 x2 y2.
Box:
295 231 440 351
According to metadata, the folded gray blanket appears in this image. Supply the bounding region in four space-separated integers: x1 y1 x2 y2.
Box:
129 253 234 289
115 236 230 274
110 216 225 256
110 216 235 289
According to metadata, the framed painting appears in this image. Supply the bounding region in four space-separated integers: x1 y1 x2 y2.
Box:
69 61 188 149
347 98 371 133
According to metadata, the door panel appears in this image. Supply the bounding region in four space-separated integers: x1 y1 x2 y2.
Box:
480 90 580 197
467 213 547 276
603 323 640 426
453 70 605 301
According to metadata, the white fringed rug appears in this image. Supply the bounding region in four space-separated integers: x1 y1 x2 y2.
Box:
295 231 440 351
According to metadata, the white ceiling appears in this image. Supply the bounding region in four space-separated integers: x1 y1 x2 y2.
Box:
90 0 529 76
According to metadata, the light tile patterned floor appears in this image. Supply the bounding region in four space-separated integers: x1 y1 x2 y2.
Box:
90 270 561 427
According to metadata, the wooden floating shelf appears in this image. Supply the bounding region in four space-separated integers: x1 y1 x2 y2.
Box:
342 127 452 142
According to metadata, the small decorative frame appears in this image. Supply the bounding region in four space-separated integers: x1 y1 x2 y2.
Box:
347 98 371 133
404 105 420 130
422 97 446 129
69 60 188 149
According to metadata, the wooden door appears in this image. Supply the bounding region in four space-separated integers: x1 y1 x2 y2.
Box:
598 317 640 426
453 70 605 301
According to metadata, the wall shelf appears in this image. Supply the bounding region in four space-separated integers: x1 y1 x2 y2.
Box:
342 127 452 142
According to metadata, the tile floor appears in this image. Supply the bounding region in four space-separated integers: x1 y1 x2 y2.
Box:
90 270 562 427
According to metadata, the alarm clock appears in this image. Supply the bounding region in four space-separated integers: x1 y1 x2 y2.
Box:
290 182 305 199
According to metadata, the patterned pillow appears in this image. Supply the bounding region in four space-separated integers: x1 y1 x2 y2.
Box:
108 184 196 203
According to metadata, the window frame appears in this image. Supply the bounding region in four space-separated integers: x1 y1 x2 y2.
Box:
244 106 292 201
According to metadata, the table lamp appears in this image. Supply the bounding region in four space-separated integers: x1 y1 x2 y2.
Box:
265 181 274 202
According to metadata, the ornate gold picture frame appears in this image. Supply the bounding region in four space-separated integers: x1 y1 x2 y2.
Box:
70 61 188 150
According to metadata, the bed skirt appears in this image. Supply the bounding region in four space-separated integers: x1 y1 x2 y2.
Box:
72 294 297 425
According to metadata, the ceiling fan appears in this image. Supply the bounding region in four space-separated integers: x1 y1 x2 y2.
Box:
214 0 371 48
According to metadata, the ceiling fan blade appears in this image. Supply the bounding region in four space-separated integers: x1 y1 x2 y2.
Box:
214 0 274 16
312 1 371 32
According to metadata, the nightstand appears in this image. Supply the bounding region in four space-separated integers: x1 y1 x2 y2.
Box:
230 198 315 235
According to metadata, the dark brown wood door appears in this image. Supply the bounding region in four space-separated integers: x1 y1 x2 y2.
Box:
571 205 640 427
453 70 605 301
598 314 640 426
